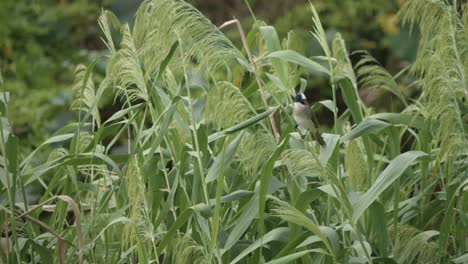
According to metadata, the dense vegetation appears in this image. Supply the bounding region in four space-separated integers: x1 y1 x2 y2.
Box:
0 0 112 146
0 0 467 263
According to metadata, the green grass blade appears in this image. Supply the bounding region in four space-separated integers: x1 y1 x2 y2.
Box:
368 113 425 129
439 179 468 253
336 78 364 124
208 107 278 143
229 227 289 264
341 118 390 142
265 50 329 76
156 205 203 253
272 200 338 260
20 133 75 169
222 188 260 254
265 250 314 264
260 26 289 86
155 41 179 80
208 190 254 205
207 132 245 183
319 133 340 166
103 103 144 124
352 151 426 223
258 135 290 236
453 253 468 264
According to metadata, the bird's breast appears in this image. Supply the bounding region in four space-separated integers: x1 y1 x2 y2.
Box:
293 103 315 130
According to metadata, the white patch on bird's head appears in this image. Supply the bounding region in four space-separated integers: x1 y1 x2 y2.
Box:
294 93 307 104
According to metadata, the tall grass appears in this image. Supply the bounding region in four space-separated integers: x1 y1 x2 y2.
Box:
1 0 467 263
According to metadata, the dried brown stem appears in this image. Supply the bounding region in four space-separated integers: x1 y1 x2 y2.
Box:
16 195 83 264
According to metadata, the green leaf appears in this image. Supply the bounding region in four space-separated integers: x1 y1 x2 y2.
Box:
312 100 336 113
21 133 75 169
209 190 254 205
90 217 131 245
295 189 321 214
259 135 291 235
274 232 310 259
229 227 289 264
5 134 18 173
319 133 340 166
64 152 122 174
24 152 122 185
0 92 9 104
237 58 254 72
156 41 179 80
157 205 198 253
265 50 329 75
222 189 260 253
369 113 425 129
145 94 182 160
273 200 338 260
26 239 53 264
341 118 390 142
207 131 245 183
369 202 388 256
352 151 426 223
352 240 372 260
212 137 228 249
103 103 143 124
266 73 287 92
260 26 289 86
154 174 179 230
337 78 364 124
372 257 398 263
453 253 468 264
208 107 278 143
439 179 468 252
265 250 314 264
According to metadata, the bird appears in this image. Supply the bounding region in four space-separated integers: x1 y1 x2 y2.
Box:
293 93 326 146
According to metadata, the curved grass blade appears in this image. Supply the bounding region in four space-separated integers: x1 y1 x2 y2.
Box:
208 190 254 205
260 26 288 85
352 151 426 223
259 135 290 236
369 113 425 129
208 107 278 143
207 131 245 183
229 227 289 264
272 199 338 261
265 50 329 75
265 250 314 264
341 118 390 142
222 188 259 254
319 133 340 166
20 133 75 170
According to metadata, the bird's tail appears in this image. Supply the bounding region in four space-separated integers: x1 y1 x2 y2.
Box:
312 129 326 146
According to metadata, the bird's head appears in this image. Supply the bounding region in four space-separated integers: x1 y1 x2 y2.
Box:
294 93 307 105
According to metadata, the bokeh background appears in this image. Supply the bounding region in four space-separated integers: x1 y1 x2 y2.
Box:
0 0 419 150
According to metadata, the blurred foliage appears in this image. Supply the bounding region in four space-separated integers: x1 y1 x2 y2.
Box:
1 1 466 262
274 0 408 59
0 0 419 149
190 0 417 62
191 0 419 113
0 0 111 145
